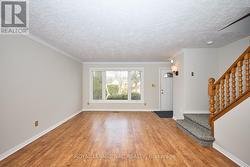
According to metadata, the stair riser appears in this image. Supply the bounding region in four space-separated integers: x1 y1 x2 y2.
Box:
184 117 212 134
176 123 213 147
184 115 211 131
176 121 214 141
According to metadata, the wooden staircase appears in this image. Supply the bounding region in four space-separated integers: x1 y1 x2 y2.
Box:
177 46 250 147
208 46 250 136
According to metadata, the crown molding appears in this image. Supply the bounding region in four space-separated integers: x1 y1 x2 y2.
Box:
82 109 154 112
25 34 82 62
82 61 171 65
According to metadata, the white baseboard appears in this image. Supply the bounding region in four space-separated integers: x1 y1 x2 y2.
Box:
184 110 210 114
0 110 82 161
82 108 155 112
213 142 249 167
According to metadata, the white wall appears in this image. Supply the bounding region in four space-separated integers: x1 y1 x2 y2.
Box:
214 98 250 166
0 35 82 155
173 49 218 119
217 36 250 77
173 51 185 119
82 63 170 111
183 49 218 112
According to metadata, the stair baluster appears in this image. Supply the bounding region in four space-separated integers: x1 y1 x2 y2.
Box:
221 79 225 109
244 53 250 91
237 61 243 96
216 84 220 113
225 73 230 106
231 67 236 101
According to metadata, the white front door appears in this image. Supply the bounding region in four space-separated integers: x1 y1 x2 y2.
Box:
160 69 173 111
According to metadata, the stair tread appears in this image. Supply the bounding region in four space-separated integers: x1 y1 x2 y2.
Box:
184 114 211 130
176 120 214 141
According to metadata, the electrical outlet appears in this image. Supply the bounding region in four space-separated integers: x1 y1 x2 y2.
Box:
35 120 38 127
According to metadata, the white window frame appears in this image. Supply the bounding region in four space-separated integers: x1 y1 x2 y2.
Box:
89 67 144 103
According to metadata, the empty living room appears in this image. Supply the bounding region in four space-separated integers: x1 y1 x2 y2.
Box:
1 0 250 166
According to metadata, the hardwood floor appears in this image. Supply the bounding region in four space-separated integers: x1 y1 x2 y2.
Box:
0 112 238 167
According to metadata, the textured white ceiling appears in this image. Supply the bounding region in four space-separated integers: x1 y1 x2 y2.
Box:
30 0 250 62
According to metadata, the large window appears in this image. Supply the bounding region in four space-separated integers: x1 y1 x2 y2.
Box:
90 68 144 103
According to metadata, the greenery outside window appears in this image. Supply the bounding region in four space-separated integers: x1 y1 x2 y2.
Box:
90 68 144 103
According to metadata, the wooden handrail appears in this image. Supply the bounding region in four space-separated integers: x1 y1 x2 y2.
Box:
208 46 250 136
214 46 250 85
213 91 250 121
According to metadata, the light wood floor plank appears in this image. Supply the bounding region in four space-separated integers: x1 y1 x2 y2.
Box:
0 112 238 167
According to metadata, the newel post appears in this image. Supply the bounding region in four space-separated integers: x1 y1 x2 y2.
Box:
208 78 215 125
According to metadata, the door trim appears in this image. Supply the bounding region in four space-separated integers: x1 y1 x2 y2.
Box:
158 67 172 111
